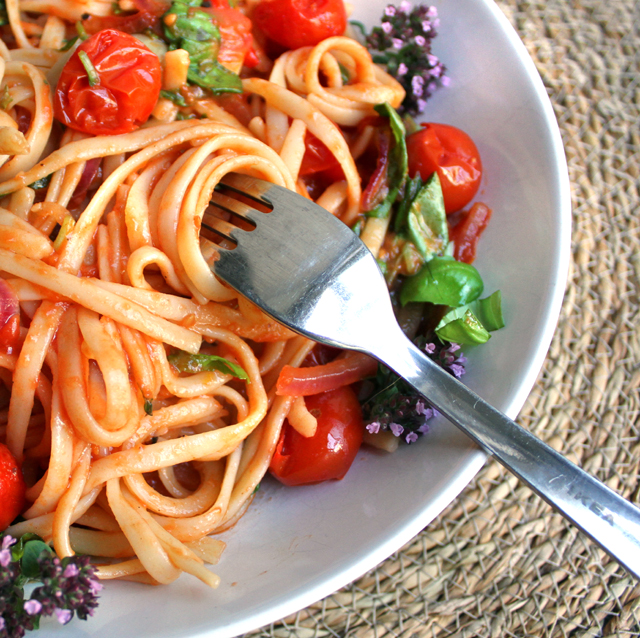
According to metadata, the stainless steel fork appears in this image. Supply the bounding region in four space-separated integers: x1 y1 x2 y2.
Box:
205 173 640 580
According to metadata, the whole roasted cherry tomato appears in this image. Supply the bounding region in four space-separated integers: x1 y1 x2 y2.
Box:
0 442 26 530
407 122 482 215
269 386 363 486
252 0 347 50
54 29 162 136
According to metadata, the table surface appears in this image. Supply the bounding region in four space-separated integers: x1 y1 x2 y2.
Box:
247 0 640 635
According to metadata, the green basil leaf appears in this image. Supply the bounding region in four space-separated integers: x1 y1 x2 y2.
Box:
436 308 490 345
10 532 44 561
374 102 407 189
366 103 408 219
163 0 242 94
187 60 242 94
405 172 448 260
144 399 153 416
168 351 249 380
160 89 187 106
393 174 422 232
400 256 484 307
20 539 53 579
474 290 505 331
435 290 505 344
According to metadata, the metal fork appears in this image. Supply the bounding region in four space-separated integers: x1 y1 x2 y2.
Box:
205 173 640 580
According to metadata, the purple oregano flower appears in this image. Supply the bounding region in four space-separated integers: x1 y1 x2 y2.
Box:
0 534 102 638
362 339 465 444
364 3 448 115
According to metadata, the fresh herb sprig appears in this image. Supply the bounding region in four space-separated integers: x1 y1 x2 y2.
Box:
363 1 448 116
163 0 242 94
362 338 466 444
0 534 102 638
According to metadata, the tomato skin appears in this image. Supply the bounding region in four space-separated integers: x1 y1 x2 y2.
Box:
54 29 162 136
252 0 347 50
0 443 26 530
407 123 482 215
269 386 363 486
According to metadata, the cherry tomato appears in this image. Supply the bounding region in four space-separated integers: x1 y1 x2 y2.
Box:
407 122 483 215
299 132 341 176
269 386 363 486
252 0 347 50
203 7 257 72
449 202 492 264
54 29 162 136
0 442 26 530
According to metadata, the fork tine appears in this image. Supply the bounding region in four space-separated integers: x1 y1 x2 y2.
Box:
218 173 275 204
210 190 258 220
201 212 237 242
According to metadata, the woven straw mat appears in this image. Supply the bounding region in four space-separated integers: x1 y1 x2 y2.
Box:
246 0 640 636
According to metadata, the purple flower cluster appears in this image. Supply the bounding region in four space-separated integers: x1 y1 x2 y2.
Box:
365 3 448 115
365 392 436 444
362 340 466 444
0 535 102 638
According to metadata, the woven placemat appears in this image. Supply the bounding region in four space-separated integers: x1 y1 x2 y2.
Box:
248 0 640 635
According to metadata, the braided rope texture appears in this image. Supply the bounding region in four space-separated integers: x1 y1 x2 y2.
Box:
247 0 640 635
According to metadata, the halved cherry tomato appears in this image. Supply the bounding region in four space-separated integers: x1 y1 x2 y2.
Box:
407 122 482 215
449 202 492 264
0 442 26 530
300 132 341 176
54 29 162 136
269 386 363 486
252 0 347 50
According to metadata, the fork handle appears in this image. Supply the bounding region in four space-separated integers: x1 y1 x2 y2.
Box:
376 334 640 580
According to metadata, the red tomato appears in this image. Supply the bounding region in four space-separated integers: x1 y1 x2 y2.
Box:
269 386 363 486
449 202 492 264
0 443 26 530
203 7 257 72
407 122 483 215
299 132 341 176
54 29 162 136
252 0 347 50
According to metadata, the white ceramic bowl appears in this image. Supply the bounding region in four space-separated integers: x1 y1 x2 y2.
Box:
52 0 571 636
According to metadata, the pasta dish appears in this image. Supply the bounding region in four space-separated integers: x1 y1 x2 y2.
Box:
0 0 495 595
